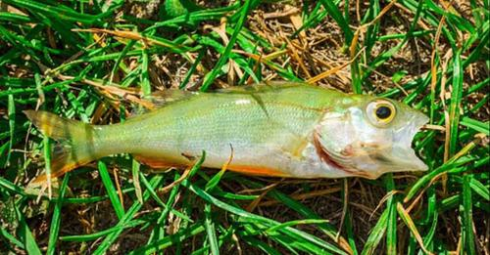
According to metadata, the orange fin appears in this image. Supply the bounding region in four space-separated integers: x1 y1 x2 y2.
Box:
134 155 186 169
227 165 289 177
32 154 92 184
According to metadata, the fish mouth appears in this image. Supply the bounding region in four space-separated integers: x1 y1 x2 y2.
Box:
388 113 429 172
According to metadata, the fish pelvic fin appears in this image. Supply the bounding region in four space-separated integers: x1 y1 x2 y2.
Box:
24 110 99 184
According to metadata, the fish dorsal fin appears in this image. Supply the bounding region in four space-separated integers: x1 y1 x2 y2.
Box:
147 89 197 107
130 82 307 116
214 81 306 94
131 89 198 115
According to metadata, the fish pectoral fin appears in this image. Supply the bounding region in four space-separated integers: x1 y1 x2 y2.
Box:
227 165 289 177
289 137 311 159
134 155 187 169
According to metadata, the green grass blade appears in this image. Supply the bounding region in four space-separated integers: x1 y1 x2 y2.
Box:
204 203 220 255
98 161 125 219
47 173 71 255
15 203 42 255
92 175 164 255
361 208 388 255
448 49 464 156
460 117 489 135
200 0 252 91
469 178 490 201
462 175 476 255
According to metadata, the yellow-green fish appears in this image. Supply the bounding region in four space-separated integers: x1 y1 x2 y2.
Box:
25 82 428 183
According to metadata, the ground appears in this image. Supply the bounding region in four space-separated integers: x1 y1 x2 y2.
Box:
0 0 489 254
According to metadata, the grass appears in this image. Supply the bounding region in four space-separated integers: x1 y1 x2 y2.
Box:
0 0 488 254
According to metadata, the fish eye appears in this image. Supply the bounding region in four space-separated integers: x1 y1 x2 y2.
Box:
376 106 392 119
367 100 396 126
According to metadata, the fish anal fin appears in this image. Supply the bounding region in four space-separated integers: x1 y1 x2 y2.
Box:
134 155 186 169
227 165 289 177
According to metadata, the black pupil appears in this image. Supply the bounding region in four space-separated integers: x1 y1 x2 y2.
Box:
376 106 392 119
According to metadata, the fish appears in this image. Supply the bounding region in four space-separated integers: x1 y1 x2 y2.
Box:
24 81 429 183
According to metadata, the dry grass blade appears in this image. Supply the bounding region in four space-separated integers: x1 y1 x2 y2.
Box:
159 168 192 195
307 49 364 84
72 28 187 51
246 182 279 212
257 186 342 207
349 0 398 58
57 75 155 110
396 203 434 255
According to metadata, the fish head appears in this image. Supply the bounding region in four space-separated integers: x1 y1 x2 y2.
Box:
315 95 429 179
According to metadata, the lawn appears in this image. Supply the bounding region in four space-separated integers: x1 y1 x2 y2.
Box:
0 0 488 254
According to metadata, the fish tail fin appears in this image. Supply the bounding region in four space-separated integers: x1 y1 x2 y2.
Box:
24 110 99 184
